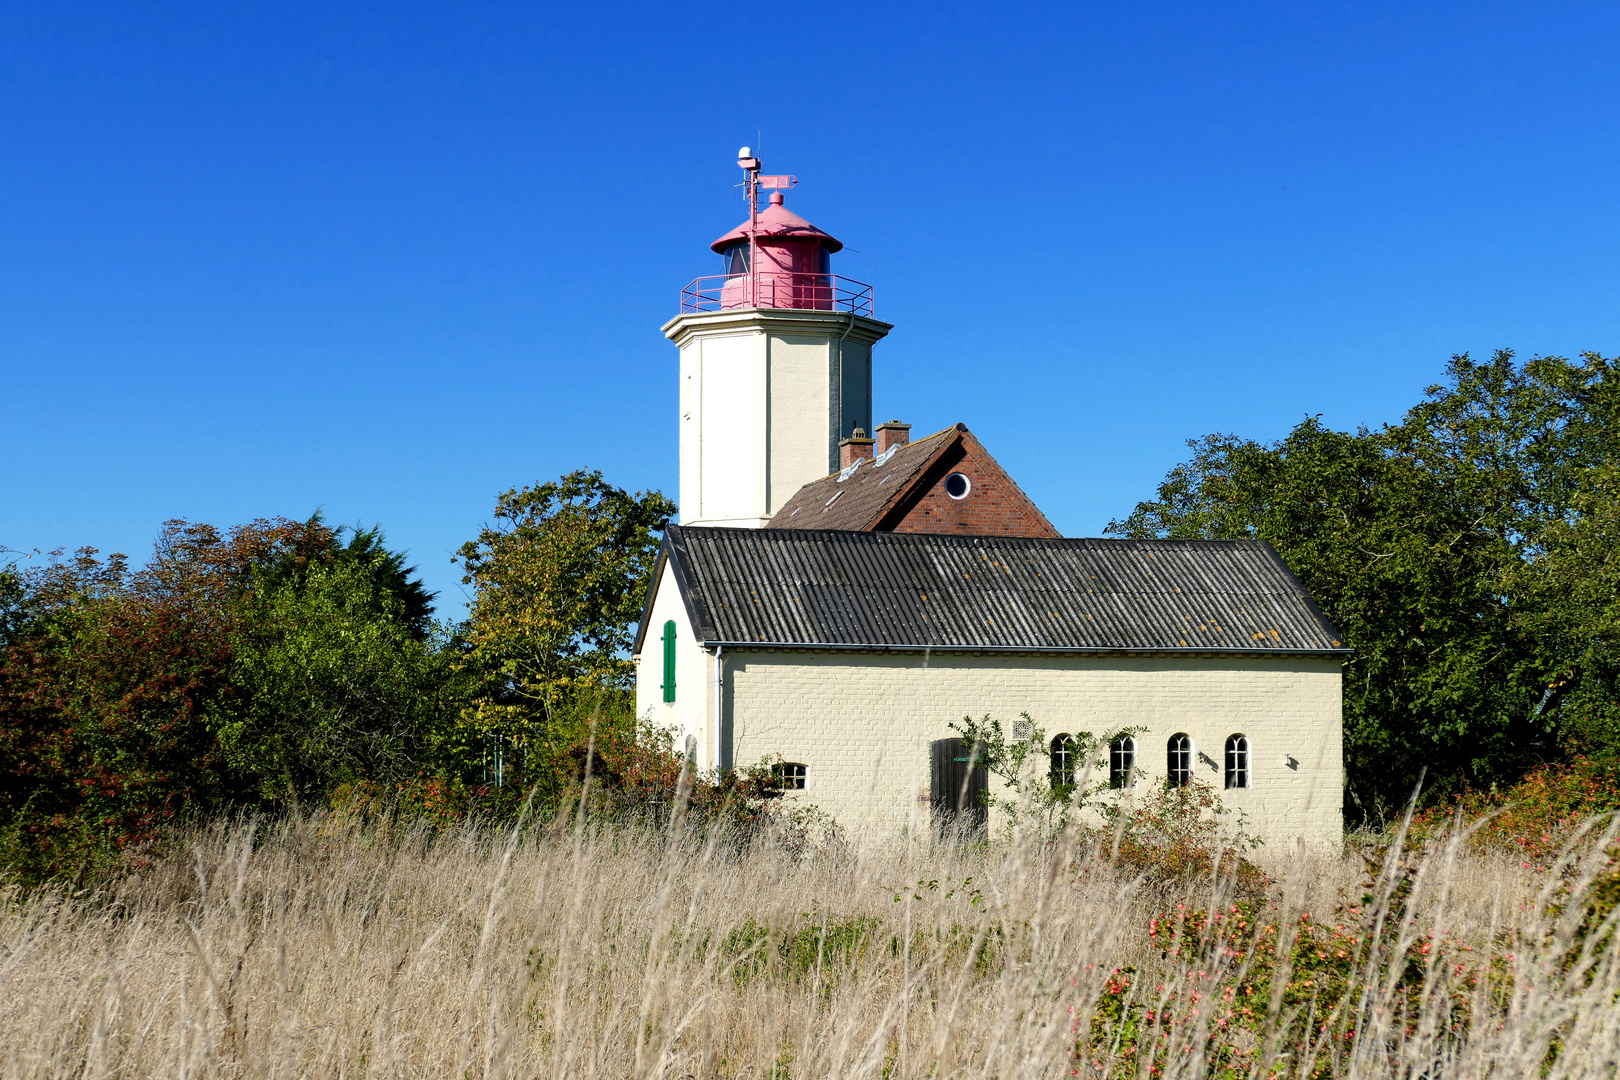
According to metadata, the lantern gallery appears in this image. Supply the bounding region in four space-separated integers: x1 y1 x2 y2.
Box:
632 151 1347 846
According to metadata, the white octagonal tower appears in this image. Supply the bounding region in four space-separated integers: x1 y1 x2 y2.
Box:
662 150 891 528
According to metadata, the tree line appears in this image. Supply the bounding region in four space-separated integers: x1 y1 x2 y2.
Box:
3 350 1617 879
0 473 677 881
1108 350 1620 817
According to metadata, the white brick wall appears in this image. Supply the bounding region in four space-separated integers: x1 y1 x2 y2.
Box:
634 562 714 767
636 565 1345 848
723 650 1344 847
667 310 887 528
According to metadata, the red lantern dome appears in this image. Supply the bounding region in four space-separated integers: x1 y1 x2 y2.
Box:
710 191 841 310
678 156 871 317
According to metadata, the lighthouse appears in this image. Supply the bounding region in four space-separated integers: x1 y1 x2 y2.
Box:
633 152 1346 852
662 149 892 528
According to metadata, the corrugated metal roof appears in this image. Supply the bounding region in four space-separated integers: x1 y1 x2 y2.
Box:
661 526 1348 654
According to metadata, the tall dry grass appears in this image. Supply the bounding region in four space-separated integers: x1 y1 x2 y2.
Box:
1 796 1617 1078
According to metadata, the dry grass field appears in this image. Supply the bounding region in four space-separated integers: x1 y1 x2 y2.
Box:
1 798 1617 1079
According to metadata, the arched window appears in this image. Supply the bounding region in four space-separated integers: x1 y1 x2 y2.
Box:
1049 734 1076 788
1109 736 1136 789
1225 734 1250 789
1167 734 1192 788
661 621 677 703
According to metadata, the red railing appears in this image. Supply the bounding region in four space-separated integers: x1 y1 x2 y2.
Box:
680 273 874 317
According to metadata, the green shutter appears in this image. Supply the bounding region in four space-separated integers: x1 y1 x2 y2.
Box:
661 620 677 702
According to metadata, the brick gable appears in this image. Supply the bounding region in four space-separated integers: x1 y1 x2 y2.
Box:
875 430 1058 538
765 423 1059 538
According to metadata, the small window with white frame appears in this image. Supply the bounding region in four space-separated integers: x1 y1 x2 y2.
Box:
1167 733 1193 788
772 762 807 791
1224 735 1250 789
1109 735 1136 789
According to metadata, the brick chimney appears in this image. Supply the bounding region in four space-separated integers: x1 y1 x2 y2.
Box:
875 420 911 455
839 427 875 469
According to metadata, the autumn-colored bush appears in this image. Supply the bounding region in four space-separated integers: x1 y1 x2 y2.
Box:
1093 780 1273 898
1082 898 1486 1080
1079 830 1504 1080
0 518 459 885
1408 755 1620 869
0 585 239 882
328 773 497 829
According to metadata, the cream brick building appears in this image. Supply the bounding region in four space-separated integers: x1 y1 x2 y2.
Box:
633 527 1348 847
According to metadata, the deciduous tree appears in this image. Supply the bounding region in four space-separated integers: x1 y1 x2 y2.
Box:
455 470 675 756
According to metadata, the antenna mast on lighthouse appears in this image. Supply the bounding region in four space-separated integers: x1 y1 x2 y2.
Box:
736 147 759 306
735 146 796 308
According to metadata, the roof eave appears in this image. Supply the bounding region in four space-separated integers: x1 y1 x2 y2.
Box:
661 524 719 644
702 641 1353 657
1251 540 1349 649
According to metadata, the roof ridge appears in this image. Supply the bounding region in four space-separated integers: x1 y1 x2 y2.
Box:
802 424 959 483
679 525 1266 546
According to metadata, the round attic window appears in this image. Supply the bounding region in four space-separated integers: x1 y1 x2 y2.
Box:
944 472 971 500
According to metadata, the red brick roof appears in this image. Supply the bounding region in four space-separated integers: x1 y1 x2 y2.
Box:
765 424 1060 539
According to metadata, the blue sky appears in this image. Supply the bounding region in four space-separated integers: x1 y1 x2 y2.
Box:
4 1 1618 618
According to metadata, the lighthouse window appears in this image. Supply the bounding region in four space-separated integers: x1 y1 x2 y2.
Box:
723 243 750 276
818 245 833 275
944 472 971 500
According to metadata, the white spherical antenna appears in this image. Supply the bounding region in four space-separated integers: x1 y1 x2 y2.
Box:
738 146 752 159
